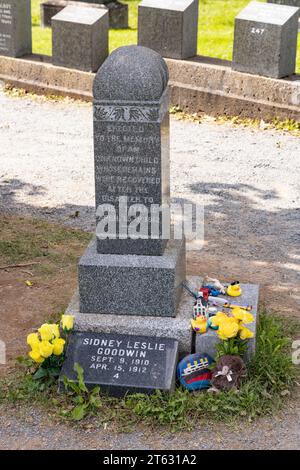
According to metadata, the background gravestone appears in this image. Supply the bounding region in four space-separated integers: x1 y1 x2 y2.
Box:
138 0 199 59
60 332 178 396
52 5 108 72
41 1 128 29
0 0 31 58
232 1 299 78
77 45 186 316
267 1 300 6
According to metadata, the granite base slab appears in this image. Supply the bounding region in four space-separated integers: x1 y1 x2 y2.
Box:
195 283 259 362
78 237 186 317
66 277 199 357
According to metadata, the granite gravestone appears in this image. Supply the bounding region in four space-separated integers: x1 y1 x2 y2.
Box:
138 0 199 59
78 46 186 316
0 0 32 58
41 1 128 29
267 1 300 6
52 5 108 72
232 1 299 78
60 332 178 396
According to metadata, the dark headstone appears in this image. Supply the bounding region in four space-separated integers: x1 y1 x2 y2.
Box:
59 331 178 396
41 1 128 29
267 0 300 6
138 0 199 59
93 45 170 256
78 45 186 317
0 0 32 58
52 5 109 72
232 1 299 78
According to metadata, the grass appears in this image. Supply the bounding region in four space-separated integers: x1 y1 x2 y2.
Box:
31 0 300 73
0 213 91 266
170 106 300 135
1 311 299 431
0 213 299 430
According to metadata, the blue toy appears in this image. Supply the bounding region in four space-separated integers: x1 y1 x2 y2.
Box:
177 353 214 391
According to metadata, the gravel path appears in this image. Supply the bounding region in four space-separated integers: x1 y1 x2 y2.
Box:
0 87 300 450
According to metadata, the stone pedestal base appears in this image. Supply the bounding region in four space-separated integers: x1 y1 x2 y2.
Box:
78 237 186 317
67 277 259 361
66 281 193 357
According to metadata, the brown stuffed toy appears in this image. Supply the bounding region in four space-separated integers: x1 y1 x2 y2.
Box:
211 355 247 391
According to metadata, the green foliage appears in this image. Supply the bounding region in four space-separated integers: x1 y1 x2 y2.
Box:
30 1 300 73
216 337 248 360
32 354 65 384
1 313 298 430
61 363 102 421
126 312 299 426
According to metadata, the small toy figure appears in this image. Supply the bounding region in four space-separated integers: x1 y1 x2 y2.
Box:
211 355 246 391
193 295 208 319
177 353 213 391
203 276 226 295
227 281 242 297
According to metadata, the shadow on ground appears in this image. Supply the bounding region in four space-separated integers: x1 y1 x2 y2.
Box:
1 178 299 317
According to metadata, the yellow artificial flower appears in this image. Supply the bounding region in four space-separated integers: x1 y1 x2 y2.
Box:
217 318 239 340
29 349 45 363
61 315 74 331
50 324 60 339
39 340 54 358
38 324 54 341
239 326 254 340
52 338 66 356
231 308 254 324
210 312 228 327
27 333 40 349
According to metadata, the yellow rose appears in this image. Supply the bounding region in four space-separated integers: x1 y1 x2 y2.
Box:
38 324 54 341
39 340 54 358
52 338 66 356
27 333 40 349
50 324 60 339
239 326 254 340
231 308 254 324
210 312 228 327
29 349 45 363
61 315 74 331
217 318 239 340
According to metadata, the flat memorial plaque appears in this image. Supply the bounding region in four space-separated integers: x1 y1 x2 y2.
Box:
60 332 178 396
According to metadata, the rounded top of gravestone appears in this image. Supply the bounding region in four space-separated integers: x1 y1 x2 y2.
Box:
93 46 169 102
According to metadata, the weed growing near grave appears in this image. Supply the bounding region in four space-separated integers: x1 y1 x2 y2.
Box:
0 312 298 431
170 107 300 137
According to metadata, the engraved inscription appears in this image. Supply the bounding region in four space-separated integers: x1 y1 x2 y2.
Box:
95 121 161 206
0 2 12 52
94 105 160 123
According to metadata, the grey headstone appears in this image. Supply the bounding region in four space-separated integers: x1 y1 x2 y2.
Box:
138 0 199 59
0 0 32 58
59 332 178 396
78 236 186 316
93 45 171 256
195 284 259 362
268 1 300 6
41 1 128 29
52 5 108 72
232 1 299 78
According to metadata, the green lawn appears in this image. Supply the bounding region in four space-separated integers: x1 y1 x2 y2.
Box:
32 0 300 73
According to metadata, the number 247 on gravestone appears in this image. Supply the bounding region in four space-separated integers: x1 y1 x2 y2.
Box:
251 27 265 35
